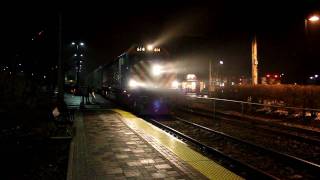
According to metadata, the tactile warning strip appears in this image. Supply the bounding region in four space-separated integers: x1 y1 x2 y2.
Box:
113 109 244 180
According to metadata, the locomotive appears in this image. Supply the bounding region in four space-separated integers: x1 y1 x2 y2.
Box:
87 44 180 115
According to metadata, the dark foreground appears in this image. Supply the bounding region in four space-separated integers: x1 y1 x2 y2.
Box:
0 93 70 180
1 137 69 180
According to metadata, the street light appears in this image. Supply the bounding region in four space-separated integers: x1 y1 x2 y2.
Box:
217 60 224 86
71 41 85 50
71 41 85 85
209 59 224 90
305 14 320 35
304 14 319 85
309 15 320 22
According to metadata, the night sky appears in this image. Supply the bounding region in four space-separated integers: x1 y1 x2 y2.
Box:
2 1 320 83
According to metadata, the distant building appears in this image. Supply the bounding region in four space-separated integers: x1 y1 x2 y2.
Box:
181 74 206 94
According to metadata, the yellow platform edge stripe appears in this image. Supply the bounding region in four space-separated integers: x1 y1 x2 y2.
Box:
112 109 244 180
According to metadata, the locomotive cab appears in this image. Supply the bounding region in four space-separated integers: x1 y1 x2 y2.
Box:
92 44 179 115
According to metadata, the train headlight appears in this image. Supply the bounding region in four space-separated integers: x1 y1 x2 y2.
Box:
147 44 153 51
129 79 138 88
152 65 162 76
171 80 179 89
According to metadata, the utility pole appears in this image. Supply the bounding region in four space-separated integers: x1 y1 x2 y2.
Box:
251 35 258 85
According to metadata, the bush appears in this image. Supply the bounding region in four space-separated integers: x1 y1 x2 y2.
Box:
212 85 320 109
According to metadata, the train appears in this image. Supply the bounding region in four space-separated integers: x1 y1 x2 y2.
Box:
87 44 180 115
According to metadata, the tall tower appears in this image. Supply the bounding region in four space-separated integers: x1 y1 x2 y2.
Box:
209 60 212 91
252 35 258 85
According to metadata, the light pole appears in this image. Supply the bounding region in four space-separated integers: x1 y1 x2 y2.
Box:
57 13 63 100
304 14 319 84
217 60 224 86
209 60 223 91
71 41 85 86
71 41 85 52
305 15 320 35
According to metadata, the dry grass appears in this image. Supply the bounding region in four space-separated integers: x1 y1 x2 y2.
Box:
213 85 320 109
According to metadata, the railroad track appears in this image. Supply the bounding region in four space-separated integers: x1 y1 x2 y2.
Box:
179 106 320 141
147 116 320 179
175 107 320 165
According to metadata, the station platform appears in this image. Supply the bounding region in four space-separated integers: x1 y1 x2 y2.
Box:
67 109 243 180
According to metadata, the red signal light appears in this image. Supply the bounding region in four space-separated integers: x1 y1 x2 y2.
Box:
266 74 270 78
274 75 278 78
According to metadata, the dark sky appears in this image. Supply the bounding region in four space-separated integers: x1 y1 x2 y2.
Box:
2 1 320 83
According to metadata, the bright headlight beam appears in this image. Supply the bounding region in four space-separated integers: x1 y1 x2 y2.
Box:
172 80 179 89
147 45 153 51
152 65 162 76
129 79 138 88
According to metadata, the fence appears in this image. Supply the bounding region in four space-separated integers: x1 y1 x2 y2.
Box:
185 96 320 123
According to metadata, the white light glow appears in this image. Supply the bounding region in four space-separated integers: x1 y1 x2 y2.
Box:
310 76 314 80
129 79 138 88
219 60 224 65
137 47 147 52
147 45 153 51
152 65 162 76
309 15 320 22
80 42 85 46
186 74 196 81
315 74 318 78
154 48 161 52
171 80 179 89
191 82 196 90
